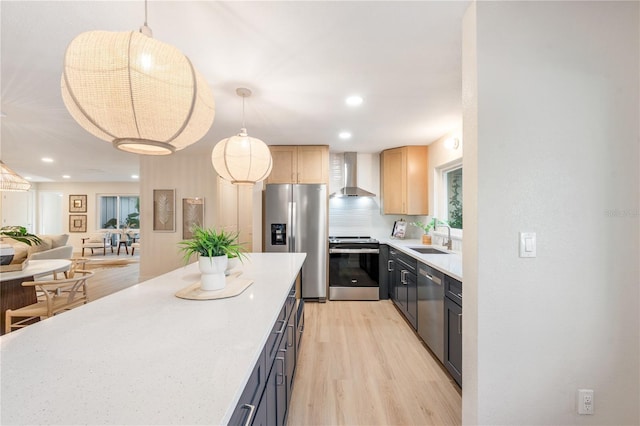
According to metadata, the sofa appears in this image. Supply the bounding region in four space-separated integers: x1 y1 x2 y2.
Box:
5 234 74 262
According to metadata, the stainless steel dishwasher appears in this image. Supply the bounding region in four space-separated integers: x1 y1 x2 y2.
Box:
417 262 445 362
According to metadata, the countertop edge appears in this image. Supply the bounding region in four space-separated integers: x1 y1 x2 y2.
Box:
380 238 463 281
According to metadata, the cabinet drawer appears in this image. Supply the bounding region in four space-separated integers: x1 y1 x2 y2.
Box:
266 303 287 366
445 275 462 306
396 252 416 272
285 286 296 320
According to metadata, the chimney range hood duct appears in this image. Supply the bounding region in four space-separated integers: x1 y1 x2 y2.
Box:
330 152 376 197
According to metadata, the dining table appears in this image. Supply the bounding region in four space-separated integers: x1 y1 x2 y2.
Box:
0 259 71 335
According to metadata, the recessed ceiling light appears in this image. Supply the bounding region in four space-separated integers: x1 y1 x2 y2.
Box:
41 157 54 163
345 95 363 106
25 177 32 180
131 174 139 179
62 175 71 179
339 131 352 140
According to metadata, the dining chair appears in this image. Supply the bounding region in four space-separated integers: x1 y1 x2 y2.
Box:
65 257 91 278
5 270 94 333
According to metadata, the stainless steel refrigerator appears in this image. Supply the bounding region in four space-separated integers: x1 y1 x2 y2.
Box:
264 184 327 301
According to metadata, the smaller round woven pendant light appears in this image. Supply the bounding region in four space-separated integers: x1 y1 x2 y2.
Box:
61 5 215 156
211 88 272 185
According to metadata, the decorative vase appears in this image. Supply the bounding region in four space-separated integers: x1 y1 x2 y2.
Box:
0 242 15 265
198 255 228 291
422 234 432 245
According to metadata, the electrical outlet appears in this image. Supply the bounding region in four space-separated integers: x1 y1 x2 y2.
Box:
578 389 594 415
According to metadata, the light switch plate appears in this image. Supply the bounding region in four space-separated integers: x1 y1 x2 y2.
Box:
519 232 536 258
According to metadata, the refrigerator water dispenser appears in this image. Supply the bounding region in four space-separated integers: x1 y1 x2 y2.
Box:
271 224 287 245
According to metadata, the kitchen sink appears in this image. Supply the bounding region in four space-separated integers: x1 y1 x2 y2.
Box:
408 247 450 255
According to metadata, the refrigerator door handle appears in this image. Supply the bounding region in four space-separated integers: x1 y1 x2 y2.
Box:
289 201 296 252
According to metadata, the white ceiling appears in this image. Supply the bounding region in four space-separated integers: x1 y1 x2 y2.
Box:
1 1 469 183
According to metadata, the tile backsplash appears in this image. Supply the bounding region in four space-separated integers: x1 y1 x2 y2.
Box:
329 196 396 237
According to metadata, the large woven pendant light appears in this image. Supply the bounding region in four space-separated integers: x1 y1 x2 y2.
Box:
211 88 272 185
0 161 31 192
61 2 215 155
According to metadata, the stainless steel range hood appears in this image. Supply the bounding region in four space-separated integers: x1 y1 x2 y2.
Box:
330 152 376 197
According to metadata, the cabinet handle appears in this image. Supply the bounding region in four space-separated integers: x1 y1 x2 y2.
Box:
387 260 394 272
458 313 462 334
241 404 256 426
276 355 285 385
401 270 408 285
457 293 462 298
275 320 286 334
288 324 294 347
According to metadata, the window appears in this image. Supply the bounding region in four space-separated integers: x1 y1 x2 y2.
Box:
443 166 463 229
99 195 140 229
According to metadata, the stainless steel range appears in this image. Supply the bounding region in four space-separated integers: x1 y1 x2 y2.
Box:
328 236 380 301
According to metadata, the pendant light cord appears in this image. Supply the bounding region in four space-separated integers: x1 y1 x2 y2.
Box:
140 0 152 36
241 95 246 129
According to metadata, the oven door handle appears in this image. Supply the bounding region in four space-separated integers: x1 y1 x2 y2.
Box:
329 248 380 254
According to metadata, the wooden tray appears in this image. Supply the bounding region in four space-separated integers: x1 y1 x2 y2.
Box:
175 271 254 300
0 259 28 272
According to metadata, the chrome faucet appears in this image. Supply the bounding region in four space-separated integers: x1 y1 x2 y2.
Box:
435 222 452 250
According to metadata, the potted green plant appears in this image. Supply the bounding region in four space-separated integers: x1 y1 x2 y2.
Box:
410 218 437 245
178 226 246 291
0 226 42 265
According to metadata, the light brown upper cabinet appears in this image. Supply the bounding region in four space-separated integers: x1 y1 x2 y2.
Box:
266 145 329 185
380 146 428 215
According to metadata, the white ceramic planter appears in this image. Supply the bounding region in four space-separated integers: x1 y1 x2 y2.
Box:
226 256 239 275
198 255 228 291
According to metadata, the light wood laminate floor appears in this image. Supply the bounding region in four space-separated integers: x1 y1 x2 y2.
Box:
287 300 461 426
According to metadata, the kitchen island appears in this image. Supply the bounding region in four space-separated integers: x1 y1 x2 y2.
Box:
0 252 306 425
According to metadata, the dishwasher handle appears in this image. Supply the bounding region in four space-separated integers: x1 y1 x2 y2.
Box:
418 267 442 285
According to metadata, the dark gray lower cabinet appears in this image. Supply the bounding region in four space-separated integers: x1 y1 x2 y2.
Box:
378 244 390 299
295 299 304 358
444 276 462 387
391 252 417 330
230 283 303 426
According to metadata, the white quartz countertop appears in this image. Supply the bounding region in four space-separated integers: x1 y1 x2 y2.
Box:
0 252 306 425
379 238 463 281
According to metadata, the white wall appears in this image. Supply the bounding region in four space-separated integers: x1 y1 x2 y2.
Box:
463 1 639 424
25 182 140 250
0 190 36 232
139 150 263 281
428 129 463 217
428 130 464 250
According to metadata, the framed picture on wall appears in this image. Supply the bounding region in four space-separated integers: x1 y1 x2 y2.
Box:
69 194 87 213
153 189 175 232
182 197 205 239
69 214 87 233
